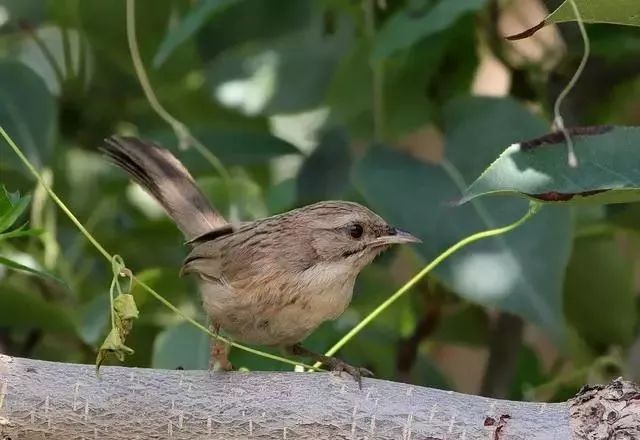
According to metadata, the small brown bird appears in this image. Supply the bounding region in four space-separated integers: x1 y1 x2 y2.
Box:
102 136 420 385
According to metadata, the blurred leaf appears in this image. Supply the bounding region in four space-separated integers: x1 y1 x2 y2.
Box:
431 305 489 346
185 129 300 166
410 354 452 390
0 0 46 32
510 345 547 400
607 202 640 232
266 178 296 214
373 0 487 59
354 97 572 343
564 237 636 347
507 0 640 40
198 172 268 220
79 293 111 345
0 255 65 284
0 61 57 169
205 9 352 115
327 19 476 138
0 224 43 240
462 126 640 205
0 286 75 332
195 0 313 61
152 321 210 369
153 0 242 68
296 128 352 204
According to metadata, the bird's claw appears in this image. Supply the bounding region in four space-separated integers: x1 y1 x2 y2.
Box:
327 359 374 389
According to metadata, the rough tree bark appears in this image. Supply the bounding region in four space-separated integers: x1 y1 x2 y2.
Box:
0 355 638 439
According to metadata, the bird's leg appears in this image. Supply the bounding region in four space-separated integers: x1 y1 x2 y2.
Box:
287 343 373 388
209 323 233 371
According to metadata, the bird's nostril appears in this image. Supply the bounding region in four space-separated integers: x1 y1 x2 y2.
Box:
387 226 397 235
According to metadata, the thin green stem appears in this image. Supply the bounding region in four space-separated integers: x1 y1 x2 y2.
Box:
0 126 318 371
2 127 112 261
316 201 542 366
124 0 230 183
552 0 590 168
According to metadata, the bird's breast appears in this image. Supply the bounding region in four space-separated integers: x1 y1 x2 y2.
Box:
199 261 357 346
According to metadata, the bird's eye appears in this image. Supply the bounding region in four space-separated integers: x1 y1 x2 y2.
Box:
349 223 364 239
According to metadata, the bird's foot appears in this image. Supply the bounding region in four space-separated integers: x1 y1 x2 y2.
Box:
325 357 374 389
209 324 233 372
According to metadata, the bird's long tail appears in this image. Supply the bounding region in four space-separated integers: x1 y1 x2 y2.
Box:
101 136 227 239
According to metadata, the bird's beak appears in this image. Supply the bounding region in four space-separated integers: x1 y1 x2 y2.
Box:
370 227 422 246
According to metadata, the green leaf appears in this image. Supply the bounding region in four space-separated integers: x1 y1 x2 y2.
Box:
0 225 43 240
95 293 139 373
79 294 111 345
461 126 640 205
507 0 640 40
0 286 75 332
0 194 31 233
510 345 547 400
431 306 490 346
266 178 296 214
373 0 487 59
114 293 139 321
153 0 242 68
564 237 636 347
152 321 210 370
410 354 452 390
0 61 57 169
354 97 572 343
296 128 352 204
185 129 301 166
96 328 135 371
195 0 313 62
607 202 640 232
205 9 352 115
0 255 66 285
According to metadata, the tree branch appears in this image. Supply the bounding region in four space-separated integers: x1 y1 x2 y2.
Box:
1 355 638 439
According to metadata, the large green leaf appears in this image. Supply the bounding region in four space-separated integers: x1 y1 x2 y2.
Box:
187 129 300 166
296 128 353 204
152 321 210 370
564 237 636 348
354 97 572 343
205 8 352 115
327 20 477 139
461 126 640 205
507 0 640 40
373 0 487 59
607 202 640 232
0 61 56 169
0 286 75 332
195 0 313 62
153 0 242 68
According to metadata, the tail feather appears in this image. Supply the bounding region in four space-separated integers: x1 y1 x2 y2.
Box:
101 136 227 239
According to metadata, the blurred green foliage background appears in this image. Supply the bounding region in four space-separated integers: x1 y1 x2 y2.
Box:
1 0 640 401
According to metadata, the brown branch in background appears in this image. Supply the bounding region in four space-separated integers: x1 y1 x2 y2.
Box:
480 312 524 399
